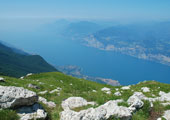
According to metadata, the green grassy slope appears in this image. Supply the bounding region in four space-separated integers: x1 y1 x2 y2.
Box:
0 72 170 120
0 42 57 77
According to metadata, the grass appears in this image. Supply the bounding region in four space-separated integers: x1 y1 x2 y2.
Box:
0 72 170 120
0 109 19 120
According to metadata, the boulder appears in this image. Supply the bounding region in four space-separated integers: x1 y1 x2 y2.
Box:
39 96 56 108
60 99 132 120
17 103 47 120
141 87 150 92
61 97 96 110
0 85 38 108
127 95 144 112
0 77 5 82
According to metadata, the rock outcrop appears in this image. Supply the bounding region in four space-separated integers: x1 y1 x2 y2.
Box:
60 99 132 120
141 87 150 92
0 85 38 108
0 85 47 120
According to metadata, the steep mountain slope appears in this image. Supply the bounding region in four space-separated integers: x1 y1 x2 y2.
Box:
0 42 57 77
0 72 170 120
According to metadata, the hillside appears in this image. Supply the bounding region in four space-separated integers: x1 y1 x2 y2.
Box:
0 42 57 77
0 72 170 120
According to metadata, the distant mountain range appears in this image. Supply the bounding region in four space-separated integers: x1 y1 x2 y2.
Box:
0 41 57 77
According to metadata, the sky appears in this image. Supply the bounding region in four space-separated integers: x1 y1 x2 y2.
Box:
0 0 170 21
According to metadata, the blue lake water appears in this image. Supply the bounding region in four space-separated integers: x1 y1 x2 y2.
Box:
1 26 170 85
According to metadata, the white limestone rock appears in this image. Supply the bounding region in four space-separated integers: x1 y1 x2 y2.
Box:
141 87 150 92
28 84 40 89
61 97 96 110
49 89 60 94
17 103 47 120
0 85 38 108
39 90 48 95
159 91 170 101
92 90 97 92
121 86 131 90
163 110 170 120
39 96 56 108
26 73 33 77
101 87 111 94
127 95 144 110
60 99 132 120
101 87 111 91
114 91 122 96
20 76 24 79
0 77 5 82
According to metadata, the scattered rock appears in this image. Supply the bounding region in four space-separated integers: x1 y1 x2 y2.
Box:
141 87 150 92
159 91 170 101
39 90 48 95
60 99 132 120
60 80 63 83
101 87 111 94
92 90 97 92
114 91 122 96
163 110 170 120
115 88 119 91
0 77 5 82
39 82 45 85
20 76 24 79
101 87 111 91
17 103 47 120
61 97 96 110
162 102 170 106
121 86 131 90
50 89 60 94
39 97 56 108
26 73 33 77
28 84 40 89
127 95 144 111
0 85 38 108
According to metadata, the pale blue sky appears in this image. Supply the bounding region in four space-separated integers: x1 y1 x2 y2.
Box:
0 0 170 21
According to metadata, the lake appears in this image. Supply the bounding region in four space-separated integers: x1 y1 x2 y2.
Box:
1 21 170 85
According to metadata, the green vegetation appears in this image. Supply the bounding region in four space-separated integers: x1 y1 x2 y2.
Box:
0 72 170 120
0 109 19 120
0 42 57 78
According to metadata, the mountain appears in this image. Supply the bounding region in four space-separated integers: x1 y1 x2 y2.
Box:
61 21 103 40
0 72 170 120
83 22 170 66
0 42 57 77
